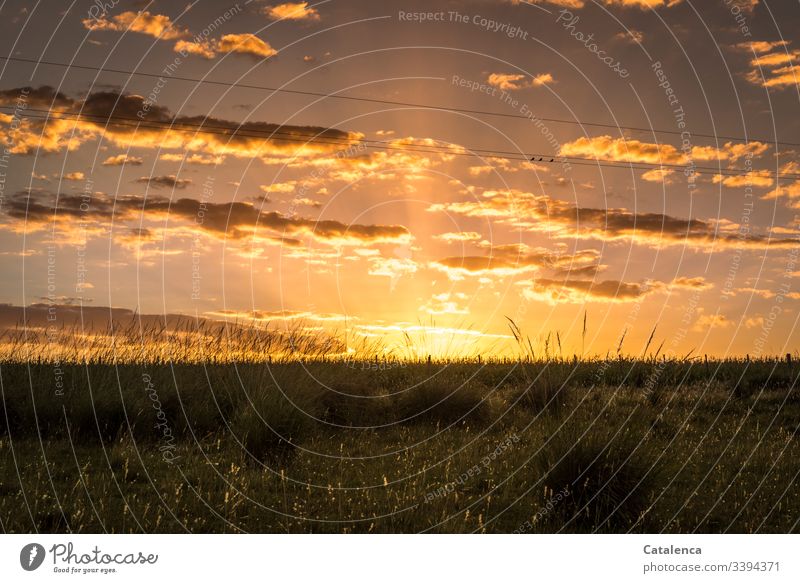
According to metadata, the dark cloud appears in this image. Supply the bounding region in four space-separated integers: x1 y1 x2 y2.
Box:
0 303 279 335
102 154 143 166
522 277 652 304
1 190 411 245
0 85 73 109
135 175 192 189
431 243 601 278
430 190 800 250
0 86 360 157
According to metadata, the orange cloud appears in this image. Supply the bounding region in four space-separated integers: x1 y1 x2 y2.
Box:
102 154 143 166
1 190 412 248
560 135 768 165
263 2 320 21
435 231 483 243
431 243 601 281
174 39 216 59
205 309 347 323
614 29 644 44
764 180 800 205
487 73 554 90
641 168 675 184
135 175 192 189
736 40 789 54
468 158 547 176
429 189 800 250
175 34 279 60
605 0 682 6
520 271 708 305
160 153 225 165
740 40 798 89
523 0 680 7
260 182 297 194
216 33 277 58
747 66 798 89
83 11 188 40
420 293 469 316
0 87 360 161
750 51 799 68
368 256 419 280
692 312 733 332
670 276 713 290
521 277 653 305
713 171 774 188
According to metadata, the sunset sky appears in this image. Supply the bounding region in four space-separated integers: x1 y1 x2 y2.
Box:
1 0 799 357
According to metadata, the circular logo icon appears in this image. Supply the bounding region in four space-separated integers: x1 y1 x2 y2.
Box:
20 543 46 571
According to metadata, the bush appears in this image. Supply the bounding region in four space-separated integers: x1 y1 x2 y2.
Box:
537 428 658 532
513 377 570 415
67 390 129 444
393 379 496 425
317 380 387 427
233 386 316 462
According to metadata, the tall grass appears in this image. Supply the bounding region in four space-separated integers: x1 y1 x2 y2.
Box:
1 317 799 533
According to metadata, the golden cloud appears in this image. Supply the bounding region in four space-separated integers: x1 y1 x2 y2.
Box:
641 168 675 184
368 256 419 279
487 72 555 91
712 171 774 188
102 154 143 166
741 40 798 89
173 35 281 60
431 243 601 280
560 135 768 165
429 189 800 250
204 309 347 323
216 33 277 58
670 276 712 290
764 180 800 205
737 40 789 54
521 277 653 305
523 0 681 8
420 293 469 316
1 190 412 248
135 175 192 189
435 231 483 243
263 2 321 21
692 312 733 332
0 87 361 161
751 51 799 68
614 29 644 44
160 153 225 165
174 39 216 59
83 11 188 40
260 182 297 194
468 158 547 176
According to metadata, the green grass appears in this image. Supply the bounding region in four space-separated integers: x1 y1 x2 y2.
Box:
1 359 799 533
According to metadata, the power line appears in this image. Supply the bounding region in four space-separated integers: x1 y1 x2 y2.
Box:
1 54 798 149
5 106 800 180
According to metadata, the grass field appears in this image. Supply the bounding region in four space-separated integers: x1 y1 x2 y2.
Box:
2 353 799 533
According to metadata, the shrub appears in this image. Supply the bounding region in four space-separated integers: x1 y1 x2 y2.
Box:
67 390 129 444
233 386 316 462
537 428 658 532
317 380 387 427
393 379 496 425
514 377 570 415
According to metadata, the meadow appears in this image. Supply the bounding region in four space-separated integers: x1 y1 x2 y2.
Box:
1 323 799 533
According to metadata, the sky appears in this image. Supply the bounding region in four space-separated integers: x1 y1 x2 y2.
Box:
0 0 799 358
